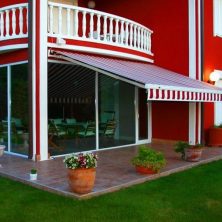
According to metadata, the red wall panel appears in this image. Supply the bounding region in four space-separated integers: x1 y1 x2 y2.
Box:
152 102 189 141
0 0 27 7
96 0 190 141
0 49 28 65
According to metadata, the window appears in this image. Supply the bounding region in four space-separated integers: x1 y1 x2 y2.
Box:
214 0 222 36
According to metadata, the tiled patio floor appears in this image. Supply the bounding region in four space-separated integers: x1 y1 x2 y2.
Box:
1 141 222 199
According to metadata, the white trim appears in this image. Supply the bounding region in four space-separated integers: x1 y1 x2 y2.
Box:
198 0 201 81
53 54 145 88
0 3 28 11
50 141 151 159
4 151 28 158
48 43 154 63
39 0 49 161
0 35 28 41
189 102 196 145
147 101 152 143
0 60 28 68
198 102 201 143
215 80 222 125
0 44 28 52
213 0 222 37
7 66 11 152
189 0 196 79
32 0 37 160
95 72 99 150
135 87 139 143
48 59 74 65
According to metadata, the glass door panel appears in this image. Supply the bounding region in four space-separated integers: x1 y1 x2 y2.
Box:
48 63 96 155
0 67 8 151
11 64 29 155
99 75 135 149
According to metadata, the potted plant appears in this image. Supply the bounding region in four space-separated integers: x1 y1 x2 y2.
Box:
174 141 203 162
208 124 222 146
0 145 5 157
63 152 98 194
30 168 38 181
131 145 166 174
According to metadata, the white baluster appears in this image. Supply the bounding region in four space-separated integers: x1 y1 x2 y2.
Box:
89 12 94 39
164 90 168 100
170 90 173 100
129 23 133 47
147 89 151 100
0 12 3 38
82 11 87 38
153 89 157 99
147 31 151 52
26 6 28 34
159 89 162 99
103 15 107 41
180 91 183 100
97 14 101 40
143 31 147 51
74 9 79 37
58 6 62 35
141 28 144 50
120 20 124 45
12 8 16 36
19 7 23 35
115 19 119 43
175 91 178 100
137 27 141 49
49 5 54 34
67 8 71 36
5 10 9 37
109 17 113 42
134 25 137 47
125 22 129 46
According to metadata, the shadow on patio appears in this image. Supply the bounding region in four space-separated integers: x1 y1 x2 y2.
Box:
1 141 222 199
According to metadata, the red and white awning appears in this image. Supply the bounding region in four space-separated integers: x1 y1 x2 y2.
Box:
51 51 222 102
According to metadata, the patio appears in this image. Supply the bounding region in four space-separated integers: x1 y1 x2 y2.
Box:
1 141 222 199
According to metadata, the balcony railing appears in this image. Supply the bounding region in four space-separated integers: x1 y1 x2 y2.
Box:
0 3 28 41
48 2 153 56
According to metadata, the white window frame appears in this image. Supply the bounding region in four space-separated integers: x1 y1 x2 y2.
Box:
214 0 222 37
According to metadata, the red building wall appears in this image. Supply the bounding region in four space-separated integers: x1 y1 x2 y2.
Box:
203 0 222 141
96 0 189 141
0 0 27 7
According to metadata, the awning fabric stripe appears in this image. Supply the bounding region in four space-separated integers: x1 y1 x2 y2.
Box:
52 50 222 102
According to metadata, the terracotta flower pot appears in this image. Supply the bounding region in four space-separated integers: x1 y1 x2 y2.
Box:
184 148 202 162
135 166 157 174
208 127 222 147
67 168 96 194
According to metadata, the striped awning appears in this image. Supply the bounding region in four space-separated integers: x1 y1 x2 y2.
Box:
51 51 222 102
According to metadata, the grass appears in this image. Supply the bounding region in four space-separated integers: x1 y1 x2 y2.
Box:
1 161 222 222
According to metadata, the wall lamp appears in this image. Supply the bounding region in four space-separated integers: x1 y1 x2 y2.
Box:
88 0 96 9
208 70 221 84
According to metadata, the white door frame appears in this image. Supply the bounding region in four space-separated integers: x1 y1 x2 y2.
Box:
135 87 152 144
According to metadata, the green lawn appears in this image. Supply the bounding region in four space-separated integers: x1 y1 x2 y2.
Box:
1 161 222 222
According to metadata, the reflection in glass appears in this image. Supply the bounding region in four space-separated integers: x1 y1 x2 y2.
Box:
11 64 29 155
48 63 96 155
0 67 8 151
99 75 135 149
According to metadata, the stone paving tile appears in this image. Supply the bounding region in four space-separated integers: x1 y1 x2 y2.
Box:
1 142 222 199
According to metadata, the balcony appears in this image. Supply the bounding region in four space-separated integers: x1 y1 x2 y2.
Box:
0 3 28 50
48 2 153 62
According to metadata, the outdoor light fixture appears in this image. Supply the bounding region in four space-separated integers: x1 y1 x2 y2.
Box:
88 0 96 9
208 70 221 84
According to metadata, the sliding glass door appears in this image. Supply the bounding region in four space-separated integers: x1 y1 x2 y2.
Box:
98 75 135 149
10 64 29 155
0 67 8 151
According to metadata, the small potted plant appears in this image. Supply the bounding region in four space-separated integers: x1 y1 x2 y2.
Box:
174 141 203 162
63 152 98 194
131 145 166 174
30 168 38 181
0 145 5 157
208 124 222 146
